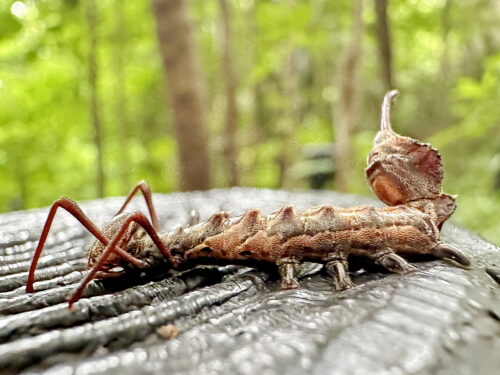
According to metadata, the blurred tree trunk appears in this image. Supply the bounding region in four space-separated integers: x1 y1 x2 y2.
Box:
85 0 105 198
333 0 364 192
250 4 266 171
218 0 240 186
152 0 212 191
277 50 302 188
440 0 452 77
374 0 394 89
113 0 131 190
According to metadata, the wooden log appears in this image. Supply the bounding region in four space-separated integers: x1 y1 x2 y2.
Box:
0 189 498 374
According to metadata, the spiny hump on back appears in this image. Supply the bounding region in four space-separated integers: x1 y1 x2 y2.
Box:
303 205 335 234
366 90 444 206
202 212 229 236
268 206 302 237
238 209 260 226
232 209 262 235
317 205 335 218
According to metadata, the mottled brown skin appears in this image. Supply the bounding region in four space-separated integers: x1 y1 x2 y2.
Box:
104 91 469 291
27 91 471 305
134 202 443 289
86 215 141 269
182 205 436 263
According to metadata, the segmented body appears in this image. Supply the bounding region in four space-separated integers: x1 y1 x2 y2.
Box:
107 202 439 271
27 90 471 305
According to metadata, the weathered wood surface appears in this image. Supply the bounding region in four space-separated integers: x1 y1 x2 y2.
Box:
0 188 498 375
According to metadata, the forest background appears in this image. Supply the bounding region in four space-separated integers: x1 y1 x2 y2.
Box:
0 0 498 245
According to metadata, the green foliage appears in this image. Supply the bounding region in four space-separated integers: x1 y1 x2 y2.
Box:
0 0 498 245
0 10 21 39
431 53 500 244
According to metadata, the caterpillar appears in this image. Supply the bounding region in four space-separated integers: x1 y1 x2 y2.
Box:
26 90 470 307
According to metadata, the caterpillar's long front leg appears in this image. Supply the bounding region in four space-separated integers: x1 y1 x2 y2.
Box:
277 257 301 289
115 180 161 231
26 198 147 293
68 211 175 307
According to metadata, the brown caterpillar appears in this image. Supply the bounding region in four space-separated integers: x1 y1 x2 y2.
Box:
26 90 471 307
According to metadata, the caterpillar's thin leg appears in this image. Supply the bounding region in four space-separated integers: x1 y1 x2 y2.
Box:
26 198 145 293
277 257 301 289
95 270 124 278
68 211 175 307
115 180 160 231
325 254 355 290
431 243 471 267
373 251 417 274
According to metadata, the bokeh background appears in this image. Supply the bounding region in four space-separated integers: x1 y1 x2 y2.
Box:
0 0 498 244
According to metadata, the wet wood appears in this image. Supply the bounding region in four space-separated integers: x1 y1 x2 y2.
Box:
0 189 498 374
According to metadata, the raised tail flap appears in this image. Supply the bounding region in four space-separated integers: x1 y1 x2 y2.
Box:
366 90 445 206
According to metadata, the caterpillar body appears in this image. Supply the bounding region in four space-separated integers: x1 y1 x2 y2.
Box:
26 90 471 307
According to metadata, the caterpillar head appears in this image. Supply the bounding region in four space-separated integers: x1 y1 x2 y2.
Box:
366 90 455 227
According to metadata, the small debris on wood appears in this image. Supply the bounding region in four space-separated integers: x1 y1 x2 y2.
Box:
157 324 180 339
